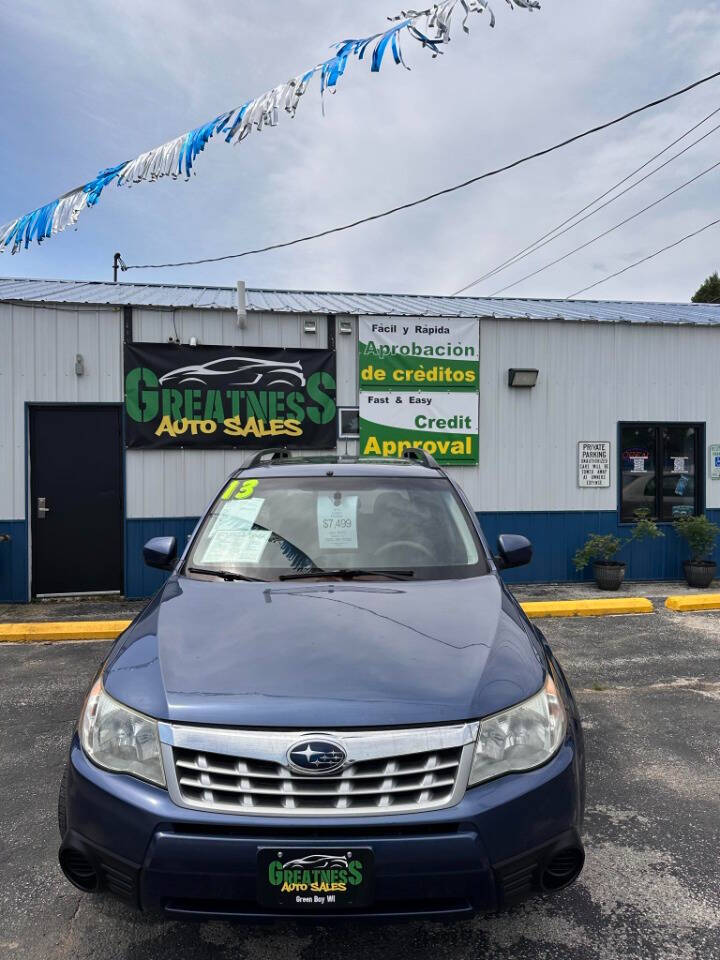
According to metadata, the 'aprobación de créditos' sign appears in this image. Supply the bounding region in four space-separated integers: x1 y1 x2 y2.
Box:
358 318 479 465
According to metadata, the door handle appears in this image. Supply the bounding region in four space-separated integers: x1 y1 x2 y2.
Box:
37 497 51 519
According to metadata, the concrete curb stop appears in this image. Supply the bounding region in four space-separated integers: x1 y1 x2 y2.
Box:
521 598 654 619
665 593 720 612
0 621 132 643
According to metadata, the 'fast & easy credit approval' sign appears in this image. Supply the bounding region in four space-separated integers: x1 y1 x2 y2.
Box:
358 318 479 465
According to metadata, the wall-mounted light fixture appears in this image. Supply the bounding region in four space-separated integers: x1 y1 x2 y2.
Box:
508 368 539 388
304 318 317 335
339 319 353 335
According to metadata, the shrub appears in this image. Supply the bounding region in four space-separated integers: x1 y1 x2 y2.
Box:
573 534 622 571
573 509 664 572
628 507 663 544
673 514 719 562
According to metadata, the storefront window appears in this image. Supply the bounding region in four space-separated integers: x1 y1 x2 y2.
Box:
620 423 702 522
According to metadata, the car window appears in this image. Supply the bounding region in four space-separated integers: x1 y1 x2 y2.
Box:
185 476 488 581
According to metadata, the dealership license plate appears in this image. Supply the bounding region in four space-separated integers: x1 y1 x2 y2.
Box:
257 848 374 910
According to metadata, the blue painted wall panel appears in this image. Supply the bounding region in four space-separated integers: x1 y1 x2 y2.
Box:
125 517 199 600
6 511 719 604
0 520 29 603
477 510 720 583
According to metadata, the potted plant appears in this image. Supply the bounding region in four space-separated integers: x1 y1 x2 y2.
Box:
573 534 625 590
673 514 719 588
573 509 663 591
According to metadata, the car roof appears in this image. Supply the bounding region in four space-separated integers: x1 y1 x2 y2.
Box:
230 456 445 479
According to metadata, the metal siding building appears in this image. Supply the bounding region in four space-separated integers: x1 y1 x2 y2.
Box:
1 277 719 602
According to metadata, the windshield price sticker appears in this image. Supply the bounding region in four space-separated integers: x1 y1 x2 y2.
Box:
317 495 358 550
200 529 271 565
214 498 264 533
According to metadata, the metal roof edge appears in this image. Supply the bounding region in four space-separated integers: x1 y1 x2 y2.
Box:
0 275 709 307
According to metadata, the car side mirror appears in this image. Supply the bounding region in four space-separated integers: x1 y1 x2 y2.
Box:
143 536 177 571
495 534 533 570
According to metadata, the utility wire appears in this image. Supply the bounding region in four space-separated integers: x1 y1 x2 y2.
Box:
565 217 720 299
122 67 720 272
452 105 720 294
487 156 720 296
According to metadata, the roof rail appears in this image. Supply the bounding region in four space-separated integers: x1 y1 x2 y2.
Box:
245 448 292 469
401 447 441 470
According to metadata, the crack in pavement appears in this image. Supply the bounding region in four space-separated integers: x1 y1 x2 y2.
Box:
578 677 720 699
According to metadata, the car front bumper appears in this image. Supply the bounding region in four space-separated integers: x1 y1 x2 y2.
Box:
59 724 584 922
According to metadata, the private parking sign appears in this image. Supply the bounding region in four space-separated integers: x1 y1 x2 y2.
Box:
578 441 611 488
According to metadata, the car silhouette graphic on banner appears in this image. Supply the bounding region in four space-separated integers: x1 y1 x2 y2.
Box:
158 356 306 390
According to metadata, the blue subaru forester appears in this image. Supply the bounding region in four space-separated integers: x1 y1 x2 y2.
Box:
58 448 585 920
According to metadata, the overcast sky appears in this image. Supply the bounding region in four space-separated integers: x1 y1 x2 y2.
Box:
1 0 719 301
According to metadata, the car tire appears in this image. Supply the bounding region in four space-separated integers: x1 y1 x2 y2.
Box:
58 765 69 839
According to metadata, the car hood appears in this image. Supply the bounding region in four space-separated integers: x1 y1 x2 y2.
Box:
104 574 545 728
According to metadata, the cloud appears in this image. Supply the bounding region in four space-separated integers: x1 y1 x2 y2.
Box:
0 0 719 302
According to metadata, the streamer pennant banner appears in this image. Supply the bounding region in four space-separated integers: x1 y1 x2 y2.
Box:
0 0 539 257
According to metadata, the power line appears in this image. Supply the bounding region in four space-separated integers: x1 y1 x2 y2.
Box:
565 217 720 300
123 67 720 272
452 105 720 294
487 156 720 296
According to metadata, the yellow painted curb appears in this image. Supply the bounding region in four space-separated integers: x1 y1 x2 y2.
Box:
0 598 658 640
665 594 720 612
521 598 653 619
0 620 132 643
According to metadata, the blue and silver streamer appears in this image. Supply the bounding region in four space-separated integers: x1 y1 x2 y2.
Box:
0 0 539 255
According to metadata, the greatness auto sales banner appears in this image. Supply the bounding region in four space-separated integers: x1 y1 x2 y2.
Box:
358 318 479 465
124 342 337 449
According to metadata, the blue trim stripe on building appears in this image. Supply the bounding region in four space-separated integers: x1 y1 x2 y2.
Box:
478 510 720 584
125 517 199 599
3 511 720 604
0 520 29 603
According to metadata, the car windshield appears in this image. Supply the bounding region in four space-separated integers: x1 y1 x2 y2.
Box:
185 475 488 581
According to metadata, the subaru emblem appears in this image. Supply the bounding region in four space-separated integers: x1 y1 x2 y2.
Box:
287 738 347 775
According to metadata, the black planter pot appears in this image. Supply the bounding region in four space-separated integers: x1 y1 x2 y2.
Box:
593 561 626 591
683 560 717 589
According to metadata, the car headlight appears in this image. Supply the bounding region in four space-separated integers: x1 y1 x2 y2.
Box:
468 673 566 786
79 678 165 787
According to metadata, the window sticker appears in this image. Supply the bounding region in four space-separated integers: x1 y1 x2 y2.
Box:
200 529 272 565
214 498 264 533
221 478 259 501
317 494 358 550
675 475 689 497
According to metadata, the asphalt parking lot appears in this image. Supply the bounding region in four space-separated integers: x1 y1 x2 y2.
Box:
1 600 719 960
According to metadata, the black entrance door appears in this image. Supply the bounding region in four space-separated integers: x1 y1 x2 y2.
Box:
30 405 123 596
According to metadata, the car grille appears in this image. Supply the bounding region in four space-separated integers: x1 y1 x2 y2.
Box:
173 745 463 814
160 722 477 817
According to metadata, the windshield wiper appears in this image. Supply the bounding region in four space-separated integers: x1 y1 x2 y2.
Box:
278 568 414 582
187 566 266 582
